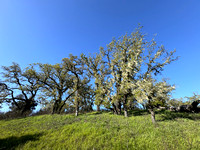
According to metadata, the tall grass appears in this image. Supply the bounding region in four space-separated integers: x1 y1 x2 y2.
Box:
0 111 200 149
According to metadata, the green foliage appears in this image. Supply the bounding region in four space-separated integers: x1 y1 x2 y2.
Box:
33 54 91 114
34 62 74 114
81 52 108 111
0 26 178 120
185 93 200 104
135 78 175 107
167 98 185 107
167 93 200 108
1 112 200 149
0 63 40 115
94 26 178 117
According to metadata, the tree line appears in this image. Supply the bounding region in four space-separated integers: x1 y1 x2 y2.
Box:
0 27 178 123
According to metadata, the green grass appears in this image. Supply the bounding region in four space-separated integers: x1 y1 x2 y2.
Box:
1 111 200 150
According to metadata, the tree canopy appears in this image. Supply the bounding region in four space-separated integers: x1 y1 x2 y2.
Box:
0 27 180 123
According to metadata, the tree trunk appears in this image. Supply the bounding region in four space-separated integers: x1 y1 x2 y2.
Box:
112 101 121 115
21 100 35 116
117 101 122 115
124 108 128 117
52 101 59 114
75 100 79 116
89 103 93 111
75 103 79 116
112 102 121 115
75 108 79 116
97 104 100 112
123 94 128 117
149 108 156 124
112 103 118 115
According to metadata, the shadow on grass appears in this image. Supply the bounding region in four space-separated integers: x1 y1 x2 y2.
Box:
129 110 149 116
91 110 149 117
0 133 43 150
157 111 200 121
83 111 106 116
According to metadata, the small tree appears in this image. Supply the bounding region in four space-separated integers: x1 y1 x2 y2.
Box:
167 98 185 108
135 78 175 123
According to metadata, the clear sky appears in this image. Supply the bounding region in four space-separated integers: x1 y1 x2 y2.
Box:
0 0 200 101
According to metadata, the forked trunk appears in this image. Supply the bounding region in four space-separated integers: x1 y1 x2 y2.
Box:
112 102 121 115
112 103 118 115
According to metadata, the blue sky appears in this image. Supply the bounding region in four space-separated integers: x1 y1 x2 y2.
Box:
0 0 200 104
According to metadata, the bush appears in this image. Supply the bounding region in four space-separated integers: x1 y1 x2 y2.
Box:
0 110 31 120
31 108 52 116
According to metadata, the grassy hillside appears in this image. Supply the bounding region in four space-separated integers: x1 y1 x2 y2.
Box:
0 111 200 150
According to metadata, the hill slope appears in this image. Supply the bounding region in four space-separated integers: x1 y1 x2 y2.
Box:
0 111 200 150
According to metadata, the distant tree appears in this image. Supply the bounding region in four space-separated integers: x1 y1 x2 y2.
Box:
0 63 40 115
167 98 184 108
167 94 200 109
0 82 8 108
185 93 200 104
176 93 200 113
